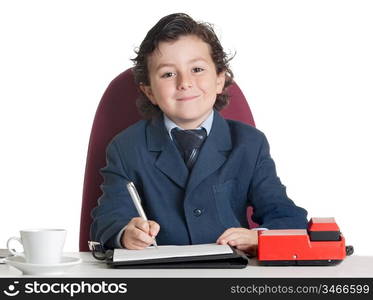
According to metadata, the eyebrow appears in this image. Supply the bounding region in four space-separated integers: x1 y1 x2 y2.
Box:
154 58 208 71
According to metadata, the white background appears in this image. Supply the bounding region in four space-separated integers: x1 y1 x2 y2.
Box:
1 0 372 255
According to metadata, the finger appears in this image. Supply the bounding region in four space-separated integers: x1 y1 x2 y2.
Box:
148 221 160 237
230 233 258 245
123 232 151 249
217 228 247 243
217 230 245 244
123 233 143 250
133 228 154 244
130 217 145 226
128 217 142 229
216 239 227 245
227 238 251 247
221 229 257 242
223 234 243 246
217 228 239 240
134 219 150 233
219 231 258 246
124 236 152 249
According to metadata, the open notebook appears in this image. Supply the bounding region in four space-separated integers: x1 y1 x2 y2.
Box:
105 243 249 269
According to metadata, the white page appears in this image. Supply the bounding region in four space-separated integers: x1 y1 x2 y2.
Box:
113 243 234 262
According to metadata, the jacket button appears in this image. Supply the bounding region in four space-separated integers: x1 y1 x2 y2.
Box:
193 208 202 217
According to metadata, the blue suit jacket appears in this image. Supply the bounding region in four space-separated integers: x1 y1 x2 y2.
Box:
91 111 308 248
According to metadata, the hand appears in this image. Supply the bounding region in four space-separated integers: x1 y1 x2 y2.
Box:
216 228 258 257
121 217 160 250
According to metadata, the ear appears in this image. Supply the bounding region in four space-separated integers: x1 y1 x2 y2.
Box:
139 84 157 105
216 71 226 94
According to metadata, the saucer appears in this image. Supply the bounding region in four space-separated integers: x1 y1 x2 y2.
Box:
4 256 82 275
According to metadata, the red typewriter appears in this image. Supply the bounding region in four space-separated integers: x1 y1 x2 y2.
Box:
257 217 354 266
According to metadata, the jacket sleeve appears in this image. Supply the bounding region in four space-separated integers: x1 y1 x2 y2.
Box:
248 133 308 229
90 139 138 249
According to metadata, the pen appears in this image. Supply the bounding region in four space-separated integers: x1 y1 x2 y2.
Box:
126 181 158 248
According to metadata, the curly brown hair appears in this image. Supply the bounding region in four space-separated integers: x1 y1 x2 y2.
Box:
131 13 235 119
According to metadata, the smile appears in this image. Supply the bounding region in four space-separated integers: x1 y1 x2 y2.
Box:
176 95 200 101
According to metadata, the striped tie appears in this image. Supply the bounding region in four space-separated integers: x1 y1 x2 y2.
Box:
171 128 207 170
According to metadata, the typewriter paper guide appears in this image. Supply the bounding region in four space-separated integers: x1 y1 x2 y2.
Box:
113 243 233 262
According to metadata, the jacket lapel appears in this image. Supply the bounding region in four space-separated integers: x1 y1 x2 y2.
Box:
186 111 232 196
146 115 189 189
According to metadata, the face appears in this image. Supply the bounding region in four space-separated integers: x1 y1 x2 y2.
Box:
140 35 226 129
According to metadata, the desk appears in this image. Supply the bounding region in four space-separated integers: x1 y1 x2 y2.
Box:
1 252 372 277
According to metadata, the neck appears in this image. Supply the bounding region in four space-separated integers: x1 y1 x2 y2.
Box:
167 110 212 130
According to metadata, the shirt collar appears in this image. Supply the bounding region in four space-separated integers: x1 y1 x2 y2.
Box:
164 110 214 139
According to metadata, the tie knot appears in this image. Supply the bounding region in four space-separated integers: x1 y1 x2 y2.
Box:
171 128 207 150
171 128 207 170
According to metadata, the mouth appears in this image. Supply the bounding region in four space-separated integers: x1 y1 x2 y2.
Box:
176 95 200 101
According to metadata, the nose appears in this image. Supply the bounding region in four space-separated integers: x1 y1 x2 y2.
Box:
177 72 193 90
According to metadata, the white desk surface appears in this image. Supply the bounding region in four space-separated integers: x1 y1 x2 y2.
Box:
0 252 372 278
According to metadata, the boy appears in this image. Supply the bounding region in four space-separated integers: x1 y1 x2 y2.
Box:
90 13 308 255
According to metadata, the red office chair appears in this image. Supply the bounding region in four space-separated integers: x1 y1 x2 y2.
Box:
79 68 257 251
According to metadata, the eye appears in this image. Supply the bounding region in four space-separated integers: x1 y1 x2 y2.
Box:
192 67 204 73
161 72 175 78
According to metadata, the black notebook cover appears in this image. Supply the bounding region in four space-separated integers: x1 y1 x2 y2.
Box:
104 247 249 269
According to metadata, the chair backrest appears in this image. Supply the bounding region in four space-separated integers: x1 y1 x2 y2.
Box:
79 68 256 251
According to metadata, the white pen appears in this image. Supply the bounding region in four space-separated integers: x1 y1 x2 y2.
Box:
126 181 158 248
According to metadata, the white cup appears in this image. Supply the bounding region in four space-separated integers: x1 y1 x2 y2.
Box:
7 229 66 265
